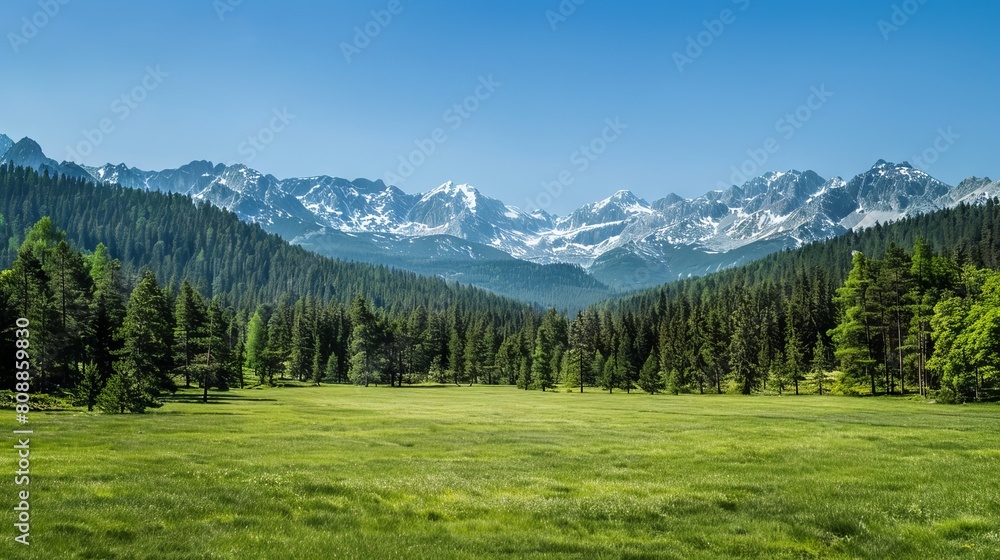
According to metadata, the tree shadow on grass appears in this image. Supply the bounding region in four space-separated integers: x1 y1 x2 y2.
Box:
248 382 312 389
394 384 466 389
161 393 277 405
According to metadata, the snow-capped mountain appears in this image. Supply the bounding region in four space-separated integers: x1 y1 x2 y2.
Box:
3 134 998 293
78 159 320 238
395 181 550 252
0 134 13 159
583 162 984 286
282 176 417 232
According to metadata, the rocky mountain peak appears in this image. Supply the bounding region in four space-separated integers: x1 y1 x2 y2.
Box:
0 134 13 158
4 131 998 290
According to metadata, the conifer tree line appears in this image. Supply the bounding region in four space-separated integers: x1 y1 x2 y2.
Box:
3 164 1000 406
490 197 1000 400
566 239 999 400
1 218 232 412
6 215 997 407
0 217 543 411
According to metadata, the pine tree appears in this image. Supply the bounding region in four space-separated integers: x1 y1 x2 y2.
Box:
881 243 912 393
685 308 710 393
311 335 323 385
73 362 103 412
598 352 619 394
481 325 498 385
197 298 232 402
87 243 126 389
173 280 206 387
464 321 483 386
705 307 731 394
618 315 640 394
448 325 464 386
348 295 381 386
267 299 293 379
120 270 174 393
48 239 93 388
784 326 806 395
405 306 430 382
245 307 270 384
591 350 606 391
830 252 880 395
567 311 595 392
908 238 952 397
618 347 638 394
730 295 762 395
231 315 246 389
638 350 665 394
497 333 523 386
97 358 160 414
811 338 832 395
324 351 339 383
289 298 315 381
426 312 450 384
514 332 533 390
531 324 554 391
767 351 790 395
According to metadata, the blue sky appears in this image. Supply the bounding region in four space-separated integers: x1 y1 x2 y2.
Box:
1 0 997 214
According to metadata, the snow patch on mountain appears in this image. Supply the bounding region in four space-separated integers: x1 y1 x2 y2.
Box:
4 131 1000 290
64 157 1000 268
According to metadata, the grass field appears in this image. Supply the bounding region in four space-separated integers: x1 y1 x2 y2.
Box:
3 385 1000 559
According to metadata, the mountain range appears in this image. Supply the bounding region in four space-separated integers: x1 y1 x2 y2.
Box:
2 132 997 307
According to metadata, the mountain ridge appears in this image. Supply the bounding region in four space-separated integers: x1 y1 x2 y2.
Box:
3 134 997 294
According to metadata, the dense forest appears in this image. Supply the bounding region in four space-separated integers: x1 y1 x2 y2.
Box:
562 241 998 401
0 163 534 319
590 199 1000 400
2 164 1000 411
0 215 552 411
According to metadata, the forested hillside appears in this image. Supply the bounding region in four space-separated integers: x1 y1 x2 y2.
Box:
611 200 1000 308
543 199 1000 401
0 163 532 319
3 161 1000 410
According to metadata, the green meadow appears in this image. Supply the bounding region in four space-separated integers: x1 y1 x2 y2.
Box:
3 386 999 559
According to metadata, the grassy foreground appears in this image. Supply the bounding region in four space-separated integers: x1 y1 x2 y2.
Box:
3 386 1000 559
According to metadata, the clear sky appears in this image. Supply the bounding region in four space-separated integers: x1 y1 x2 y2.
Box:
1 0 997 214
